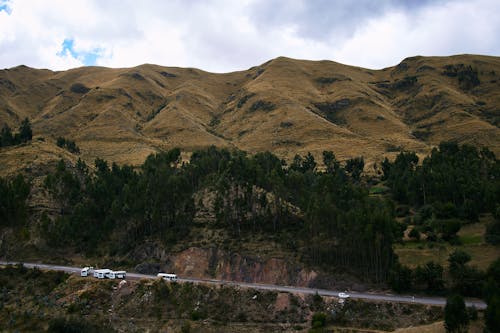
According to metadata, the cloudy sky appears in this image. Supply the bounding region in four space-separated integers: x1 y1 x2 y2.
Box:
0 0 499 72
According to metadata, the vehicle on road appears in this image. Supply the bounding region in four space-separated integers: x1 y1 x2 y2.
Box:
338 292 350 299
82 267 126 279
157 273 178 282
94 269 112 279
106 270 126 279
80 267 93 277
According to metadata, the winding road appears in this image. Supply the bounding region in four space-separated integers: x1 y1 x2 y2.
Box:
0 260 487 309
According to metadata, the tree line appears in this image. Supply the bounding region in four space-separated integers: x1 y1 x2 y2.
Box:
1 142 498 288
381 142 500 244
37 146 397 282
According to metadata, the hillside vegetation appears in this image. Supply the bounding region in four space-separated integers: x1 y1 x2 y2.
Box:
1 142 499 296
0 55 499 171
0 264 446 333
1 55 500 330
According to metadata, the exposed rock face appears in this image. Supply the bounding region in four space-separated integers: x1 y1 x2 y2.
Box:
133 245 318 287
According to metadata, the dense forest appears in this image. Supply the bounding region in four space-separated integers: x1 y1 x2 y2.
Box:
37 147 398 283
1 142 499 293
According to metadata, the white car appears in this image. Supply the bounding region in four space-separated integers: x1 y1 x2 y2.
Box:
338 292 350 299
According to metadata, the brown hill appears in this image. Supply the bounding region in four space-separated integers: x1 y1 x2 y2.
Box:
1 54 499 175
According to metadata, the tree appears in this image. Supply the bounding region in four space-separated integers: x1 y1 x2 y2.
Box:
345 157 364 181
0 174 30 227
444 294 469 333
484 258 500 333
485 294 500 333
322 151 339 174
389 263 413 292
18 118 32 143
447 250 483 296
414 262 444 293
448 250 471 280
486 206 500 245
0 124 14 147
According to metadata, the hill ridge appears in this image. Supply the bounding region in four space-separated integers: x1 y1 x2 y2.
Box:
1 54 499 173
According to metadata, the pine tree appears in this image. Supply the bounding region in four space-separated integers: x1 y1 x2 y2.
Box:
18 118 32 143
1 124 14 147
444 294 469 333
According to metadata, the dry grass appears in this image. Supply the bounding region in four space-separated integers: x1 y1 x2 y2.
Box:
1 55 499 174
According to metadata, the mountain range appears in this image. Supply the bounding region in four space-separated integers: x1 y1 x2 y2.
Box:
1 54 499 175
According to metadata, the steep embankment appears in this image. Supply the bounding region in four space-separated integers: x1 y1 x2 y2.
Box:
0 264 445 332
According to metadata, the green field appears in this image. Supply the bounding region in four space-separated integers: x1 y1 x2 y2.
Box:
395 218 500 270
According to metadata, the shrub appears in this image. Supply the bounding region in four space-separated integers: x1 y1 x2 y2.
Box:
236 93 255 108
311 312 327 329
486 219 500 245
47 317 114 333
389 264 413 292
56 137 80 154
70 83 90 94
180 321 191 333
249 100 275 112
408 227 420 240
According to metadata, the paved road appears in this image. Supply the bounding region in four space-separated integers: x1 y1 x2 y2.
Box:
0 260 487 309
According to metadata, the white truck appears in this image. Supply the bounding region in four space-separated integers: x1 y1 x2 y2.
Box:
81 267 126 279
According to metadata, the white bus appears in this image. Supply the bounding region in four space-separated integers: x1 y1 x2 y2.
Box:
106 270 126 279
93 269 112 279
157 273 178 282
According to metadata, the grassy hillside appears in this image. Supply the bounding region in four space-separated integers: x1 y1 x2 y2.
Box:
0 56 499 315
1 55 499 173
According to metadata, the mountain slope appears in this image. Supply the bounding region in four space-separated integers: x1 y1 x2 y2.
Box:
1 54 499 173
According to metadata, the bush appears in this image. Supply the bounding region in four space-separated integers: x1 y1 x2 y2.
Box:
468 306 478 321
486 220 500 245
408 227 420 240
249 100 276 112
433 202 458 219
191 310 206 321
180 321 191 333
389 264 413 292
56 137 80 154
47 317 114 333
311 312 327 329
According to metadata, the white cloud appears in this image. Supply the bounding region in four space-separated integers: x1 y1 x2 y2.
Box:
332 0 500 69
0 0 498 71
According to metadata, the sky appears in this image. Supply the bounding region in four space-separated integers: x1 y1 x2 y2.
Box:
0 0 499 72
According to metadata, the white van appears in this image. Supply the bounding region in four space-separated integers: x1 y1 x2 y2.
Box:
80 267 90 277
157 273 178 282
